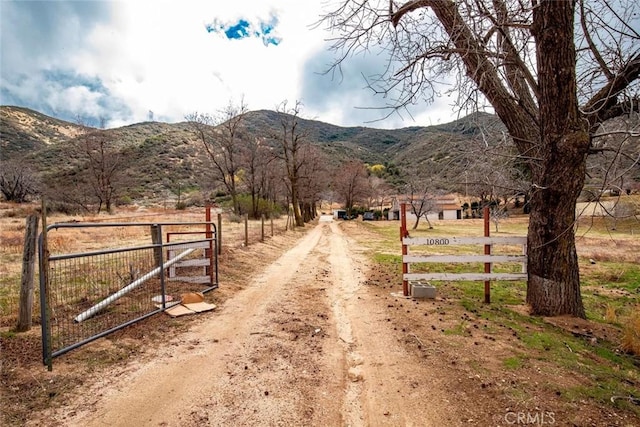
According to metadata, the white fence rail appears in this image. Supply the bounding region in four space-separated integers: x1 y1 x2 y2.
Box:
402 235 527 302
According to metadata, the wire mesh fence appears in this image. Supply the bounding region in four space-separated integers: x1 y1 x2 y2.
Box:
45 245 160 355
0 208 294 332
39 221 217 365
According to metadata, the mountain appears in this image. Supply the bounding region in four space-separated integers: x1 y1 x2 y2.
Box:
0 105 505 203
0 106 86 158
237 109 503 168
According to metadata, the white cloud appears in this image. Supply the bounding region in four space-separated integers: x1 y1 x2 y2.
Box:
0 0 457 129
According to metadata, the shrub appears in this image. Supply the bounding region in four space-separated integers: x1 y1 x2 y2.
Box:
118 195 133 206
235 194 284 219
228 213 243 223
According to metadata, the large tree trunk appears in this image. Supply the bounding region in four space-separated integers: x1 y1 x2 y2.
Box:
526 136 587 317
290 180 304 227
526 1 588 318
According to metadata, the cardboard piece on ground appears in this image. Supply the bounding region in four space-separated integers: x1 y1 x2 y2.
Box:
165 304 196 317
184 302 216 313
180 292 204 304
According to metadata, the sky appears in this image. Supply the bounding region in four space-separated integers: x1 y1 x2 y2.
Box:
0 0 459 129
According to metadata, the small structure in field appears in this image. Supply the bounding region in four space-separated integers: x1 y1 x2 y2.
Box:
333 209 347 220
388 195 463 221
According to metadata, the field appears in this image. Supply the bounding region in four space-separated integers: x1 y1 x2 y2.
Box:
0 202 292 326
1 202 639 426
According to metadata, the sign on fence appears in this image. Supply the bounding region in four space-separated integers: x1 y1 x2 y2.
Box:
400 203 528 302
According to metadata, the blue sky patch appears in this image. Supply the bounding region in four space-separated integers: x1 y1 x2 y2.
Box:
205 15 281 46
224 19 251 40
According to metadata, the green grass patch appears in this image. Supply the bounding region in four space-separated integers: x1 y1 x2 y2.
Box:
372 253 402 265
456 280 526 306
582 293 635 326
503 356 524 369
443 322 470 336
519 331 559 352
581 262 640 292
1 329 17 339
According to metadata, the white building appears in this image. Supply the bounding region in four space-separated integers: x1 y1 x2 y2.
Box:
388 196 463 221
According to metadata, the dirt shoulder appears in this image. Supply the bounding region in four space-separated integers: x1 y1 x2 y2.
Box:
3 218 639 426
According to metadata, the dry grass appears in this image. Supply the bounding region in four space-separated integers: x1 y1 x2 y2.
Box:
604 303 618 323
0 203 292 325
0 232 24 254
621 307 640 355
578 239 640 264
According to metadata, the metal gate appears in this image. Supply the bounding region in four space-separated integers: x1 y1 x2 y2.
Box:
38 220 218 368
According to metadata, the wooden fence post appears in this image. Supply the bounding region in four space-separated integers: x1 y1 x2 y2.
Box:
261 215 265 242
484 206 491 304
16 213 39 332
401 203 409 297
244 214 249 247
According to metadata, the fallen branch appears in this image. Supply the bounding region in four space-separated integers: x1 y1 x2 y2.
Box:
411 333 425 347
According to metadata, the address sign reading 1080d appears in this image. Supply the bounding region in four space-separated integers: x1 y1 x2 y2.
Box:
422 238 450 245
405 236 528 246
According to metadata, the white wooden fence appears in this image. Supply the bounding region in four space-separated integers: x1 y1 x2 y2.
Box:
402 235 527 302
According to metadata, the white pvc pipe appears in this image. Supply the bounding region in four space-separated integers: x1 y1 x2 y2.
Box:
74 248 196 323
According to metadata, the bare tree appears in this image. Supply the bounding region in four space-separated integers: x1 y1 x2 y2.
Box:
241 136 277 218
322 0 640 317
403 174 441 229
0 161 39 202
368 175 394 216
272 100 308 227
298 145 330 222
332 160 370 217
187 98 249 215
609 199 637 230
461 133 532 208
74 123 124 214
490 206 510 233
588 116 640 196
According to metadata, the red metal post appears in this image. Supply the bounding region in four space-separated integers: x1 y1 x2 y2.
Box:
401 203 409 296
484 206 491 303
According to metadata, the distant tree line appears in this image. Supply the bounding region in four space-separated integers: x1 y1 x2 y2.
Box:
1 101 637 230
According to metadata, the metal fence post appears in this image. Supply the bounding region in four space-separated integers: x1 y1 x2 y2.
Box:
217 213 222 255
38 201 53 371
155 224 167 306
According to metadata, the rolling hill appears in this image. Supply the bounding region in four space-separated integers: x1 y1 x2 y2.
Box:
0 105 507 205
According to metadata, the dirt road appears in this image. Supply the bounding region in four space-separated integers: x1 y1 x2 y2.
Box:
17 216 639 427
37 219 448 427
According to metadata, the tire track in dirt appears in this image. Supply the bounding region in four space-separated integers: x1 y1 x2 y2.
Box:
325 221 366 425
327 221 451 427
